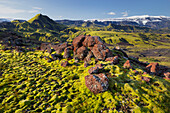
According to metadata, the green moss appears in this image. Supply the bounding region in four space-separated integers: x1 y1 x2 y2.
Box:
0 46 169 113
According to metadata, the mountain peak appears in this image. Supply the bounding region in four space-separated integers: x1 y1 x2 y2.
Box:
27 13 46 23
27 14 66 31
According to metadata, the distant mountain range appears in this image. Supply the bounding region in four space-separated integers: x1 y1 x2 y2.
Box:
56 15 170 29
0 18 10 23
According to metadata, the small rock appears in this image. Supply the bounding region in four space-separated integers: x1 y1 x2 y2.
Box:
163 72 170 80
63 47 72 59
84 62 89 68
105 56 119 65
51 54 60 60
15 46 25 52
47 45 52 54
88 67 99 74
146 63 159 74
123 60 132 69
74 57 79 63
61 61 69 67
133 70 139 75
88 64 104 74
56 42 68 54
85 73 109 94
141 76 150 82
40 43 48 51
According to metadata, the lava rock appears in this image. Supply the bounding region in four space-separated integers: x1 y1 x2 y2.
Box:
123 60 132 69
84 51 94 63
141 76 151 82
51 54 60 60
15 46 25 52
40 43 48 51
72 35 85 49
61 61 69 67
163 72 170 80
76 46 88 60
91 44 108 60
105 56 119 65
146 63 159 74
88 64 104 74
82 35 95 47
63 47 72 59
85 73 109 94
47 45 52 54
56 42 68 54
84 62 90 68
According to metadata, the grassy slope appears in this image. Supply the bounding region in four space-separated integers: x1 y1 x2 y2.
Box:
83 31 170 67
0 45 169 112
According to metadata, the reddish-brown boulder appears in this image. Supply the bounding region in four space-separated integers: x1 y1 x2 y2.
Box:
105 56 119 65
47 45 52 54
84 51 93 63
51 43 60 51
51 42 68 54
51 54 60 60
40 43 48 51
88 64 104 74
163 72 170 80
61 61 69 67
56 42 68 54
76 46 88 60
123 60 132 69
95 64 104 70
72 35 85 49
84 62 89 68
146 63 159 74
82 35 104 47
141 76 151 82
94 36 104 45
63 47 72 59
85 73 109 94
88 66 99 74
91 44 108 60
15 46 25 52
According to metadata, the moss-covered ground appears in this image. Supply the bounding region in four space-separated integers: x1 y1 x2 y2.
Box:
0 44 169 113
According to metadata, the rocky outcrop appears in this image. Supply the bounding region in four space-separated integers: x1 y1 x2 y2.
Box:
72 35 85 52
76 46 88 60
85 73 109 94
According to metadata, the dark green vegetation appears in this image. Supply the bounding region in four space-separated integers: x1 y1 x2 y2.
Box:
0 14 170 112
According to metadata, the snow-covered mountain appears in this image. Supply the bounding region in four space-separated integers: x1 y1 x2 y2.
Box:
86 15 170 29
0 18 11 23
88 15 170 25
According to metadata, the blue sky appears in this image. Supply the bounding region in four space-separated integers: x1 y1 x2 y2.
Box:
0 0 170 20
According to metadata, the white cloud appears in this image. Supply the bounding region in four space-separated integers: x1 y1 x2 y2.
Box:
28 10 39 13
0 4 42 14
122 11 128 17
0 4 26 14
28 7 42 13
32 7 42 10
107 12 116 15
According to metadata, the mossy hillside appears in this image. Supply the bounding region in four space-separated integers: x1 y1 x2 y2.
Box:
0 45 169 112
